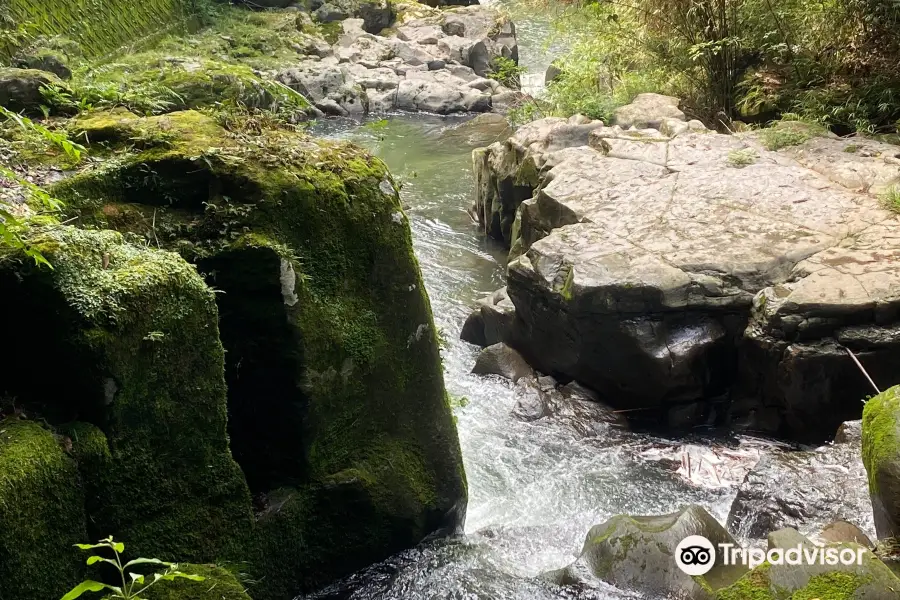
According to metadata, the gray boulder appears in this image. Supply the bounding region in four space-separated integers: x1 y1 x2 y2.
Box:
460 286 517 348
727 439 872 540
514 380 627 436
714 530 900 599
862 386 900 540
0 68 64 115
314 3 349 23
277 63 367 116
546 505 748 599
471 342 533 382
313 0 394 32
470 110 900 442
613 92 685 129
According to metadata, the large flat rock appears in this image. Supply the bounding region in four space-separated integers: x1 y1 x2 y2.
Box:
470 113 900 440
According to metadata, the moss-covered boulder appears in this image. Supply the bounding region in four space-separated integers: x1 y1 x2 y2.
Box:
53 109 467 595
146 564 252 600
0 67 65 114
0 418 87 600
0 225 255 565
715 530 900 599
69 56 308 115
862 386 900 540
545 505 748 599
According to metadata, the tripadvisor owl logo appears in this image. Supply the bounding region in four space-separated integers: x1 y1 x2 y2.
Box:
675 535 716 576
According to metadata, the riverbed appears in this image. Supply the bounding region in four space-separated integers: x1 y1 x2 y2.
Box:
301 6 863 597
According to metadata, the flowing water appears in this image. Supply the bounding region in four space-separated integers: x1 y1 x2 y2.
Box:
306 114 772 599
301 7 842 598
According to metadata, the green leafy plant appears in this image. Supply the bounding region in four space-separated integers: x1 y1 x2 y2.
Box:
880 186 900 215
61 536 203 600
487 56 526 89
0 105 85 164
727 147 758 167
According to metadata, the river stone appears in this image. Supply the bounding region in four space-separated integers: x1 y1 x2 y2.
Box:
472 342 533 382
862 386 900 540
726 438 872 540
613 92 685 129
0 68 64 115
460 286 517 347
715 531 900 600
546 505 748 598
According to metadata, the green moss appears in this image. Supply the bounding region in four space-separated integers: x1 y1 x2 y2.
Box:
757 121 825 151
0 225 255 565
145 564 252 600
844 144 861 153
862 385 900 494
715 563 774 600
559 265 575 301
0 418 87 600
789 571 868 600
50 110 466 596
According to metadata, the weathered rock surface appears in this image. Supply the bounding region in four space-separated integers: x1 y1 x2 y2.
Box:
862 386 900 540
546 505 748 599
715 529 900 599
727 433 873 540
278 5 519 116
467 96 900 441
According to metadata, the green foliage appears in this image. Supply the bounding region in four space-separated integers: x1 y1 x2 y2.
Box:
880 186 900 214
756 119 825 150
0 105 85 163
62 537 203 600
727 147 757 167
543 0 900 132
487 56 526 89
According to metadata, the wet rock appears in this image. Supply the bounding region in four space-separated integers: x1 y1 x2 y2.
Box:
862 386 900 540
817 521 873 547
472 342 533 382
460 286 517 347
727 439 872 539
438 114 513 148
0 68 65 115
546 505 748 598
715 530 900 600
613 92 685 129
836 420 862 444
513 379 626 436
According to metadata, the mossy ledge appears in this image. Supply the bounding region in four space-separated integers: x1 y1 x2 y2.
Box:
2 108 468 598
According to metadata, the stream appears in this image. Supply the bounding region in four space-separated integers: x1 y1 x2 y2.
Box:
302 7 805 599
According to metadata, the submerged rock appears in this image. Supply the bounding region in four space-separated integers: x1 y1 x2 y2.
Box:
862 386 900 540
715 529 900 599
8 109 468 598
472 342 533 382
546 505 748 599
726 436 872 540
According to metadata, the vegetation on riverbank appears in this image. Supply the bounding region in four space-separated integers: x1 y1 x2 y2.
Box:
535 0 900 135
